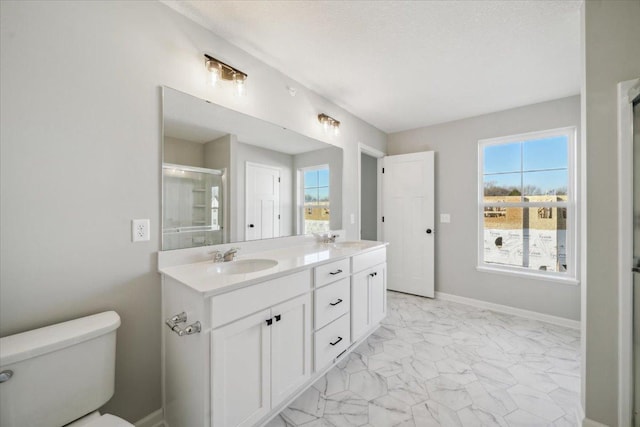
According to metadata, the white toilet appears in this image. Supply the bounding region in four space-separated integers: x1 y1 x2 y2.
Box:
0 311 134 427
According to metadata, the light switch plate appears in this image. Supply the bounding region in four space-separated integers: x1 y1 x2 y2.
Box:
440 214 451 223
132 219 150 242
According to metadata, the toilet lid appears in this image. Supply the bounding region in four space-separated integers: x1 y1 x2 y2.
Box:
85 414 134 427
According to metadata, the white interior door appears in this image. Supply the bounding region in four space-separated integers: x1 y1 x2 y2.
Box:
246 163 280 241
382 151 435 297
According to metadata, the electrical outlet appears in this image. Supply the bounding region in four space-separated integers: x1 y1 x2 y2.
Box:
132 219 150 242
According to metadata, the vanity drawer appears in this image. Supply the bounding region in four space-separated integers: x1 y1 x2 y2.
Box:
352 248 386 274
314 278 350 330
314 313 350 370
210 270 311 329
314 258 350 287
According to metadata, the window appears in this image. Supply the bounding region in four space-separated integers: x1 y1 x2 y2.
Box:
301 166 330 234
478 127 577 282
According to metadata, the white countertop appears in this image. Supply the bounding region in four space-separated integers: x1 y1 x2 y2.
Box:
159 240 387 297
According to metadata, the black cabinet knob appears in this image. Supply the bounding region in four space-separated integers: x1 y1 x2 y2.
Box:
426 229 432 234
248 224 255 228
275 314 281 322
265 318 273 326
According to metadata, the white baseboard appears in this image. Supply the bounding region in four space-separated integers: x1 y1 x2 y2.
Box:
435 292 581 330
582 417 609 427
135 409 164 427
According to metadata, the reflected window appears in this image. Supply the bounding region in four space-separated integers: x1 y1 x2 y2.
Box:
479 128 576 279
302 166 330 234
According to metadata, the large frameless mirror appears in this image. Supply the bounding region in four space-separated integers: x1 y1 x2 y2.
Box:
161 87 343 250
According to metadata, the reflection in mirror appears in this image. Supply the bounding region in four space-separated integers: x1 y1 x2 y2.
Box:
162 87 343 250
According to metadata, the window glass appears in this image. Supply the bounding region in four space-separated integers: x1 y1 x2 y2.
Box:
483 142 521 174
523 170 568 197
523 136 568 171
479 128 575 280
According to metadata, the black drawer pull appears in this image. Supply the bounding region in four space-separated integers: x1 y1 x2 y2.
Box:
329 269 343 275
265 318 273 326
275 314 281 322
330 336 343 346
329 299 343 306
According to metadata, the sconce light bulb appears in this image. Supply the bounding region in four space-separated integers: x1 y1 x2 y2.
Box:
233 73 247 97
207 61 221 86
333 125 340 136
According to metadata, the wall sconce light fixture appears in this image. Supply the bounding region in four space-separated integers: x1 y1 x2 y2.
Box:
205 54 248 96
318 113 340 136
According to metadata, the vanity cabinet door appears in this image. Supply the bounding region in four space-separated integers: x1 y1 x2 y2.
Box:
351 270 371 340
271 293 312 408
370 264 387 325
351 263 387 341
211 309 271 427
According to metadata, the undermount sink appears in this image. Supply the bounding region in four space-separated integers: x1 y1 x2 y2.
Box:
331 241 371 249
210 259 278 275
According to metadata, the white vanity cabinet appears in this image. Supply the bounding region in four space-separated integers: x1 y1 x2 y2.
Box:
211 293 311 427
161 242 387 427
351 249 387 339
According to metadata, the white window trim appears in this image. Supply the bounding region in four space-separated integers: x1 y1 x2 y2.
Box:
297 164 330 234
477 126 579 284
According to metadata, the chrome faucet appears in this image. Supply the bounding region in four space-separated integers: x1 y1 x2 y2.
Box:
209 250 224 263
223 247 240 262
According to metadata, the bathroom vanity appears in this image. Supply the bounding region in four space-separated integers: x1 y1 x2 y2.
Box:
159 238 387 427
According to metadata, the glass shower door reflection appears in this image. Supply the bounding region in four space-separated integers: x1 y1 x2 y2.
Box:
162 164 224 250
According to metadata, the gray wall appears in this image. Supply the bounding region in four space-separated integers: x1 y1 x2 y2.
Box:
360 153 378 240
204 135 233 242
583 1 640 424
388 95 581 321
163 137 204 167
0 1 385 422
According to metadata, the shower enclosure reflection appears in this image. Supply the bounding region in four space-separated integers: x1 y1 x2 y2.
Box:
162 164 224 250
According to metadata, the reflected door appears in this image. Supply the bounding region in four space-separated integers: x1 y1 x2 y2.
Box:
246 163 280 241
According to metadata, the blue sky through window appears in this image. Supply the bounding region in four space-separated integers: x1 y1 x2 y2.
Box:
483 135 568 194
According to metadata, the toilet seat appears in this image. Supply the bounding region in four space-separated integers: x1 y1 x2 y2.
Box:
84 414 134 427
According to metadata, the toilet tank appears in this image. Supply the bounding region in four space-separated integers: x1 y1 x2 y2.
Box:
0 311 121 427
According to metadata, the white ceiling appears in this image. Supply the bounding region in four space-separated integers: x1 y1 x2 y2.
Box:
167 0 581 133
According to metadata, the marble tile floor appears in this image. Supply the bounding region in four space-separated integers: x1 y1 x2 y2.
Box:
266 291 581 427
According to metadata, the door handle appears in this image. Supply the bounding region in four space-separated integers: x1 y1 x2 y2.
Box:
330 336 343 346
